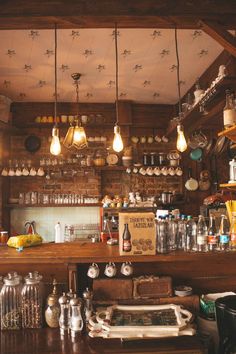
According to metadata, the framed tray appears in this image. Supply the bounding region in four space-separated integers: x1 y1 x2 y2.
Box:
96 304 192 334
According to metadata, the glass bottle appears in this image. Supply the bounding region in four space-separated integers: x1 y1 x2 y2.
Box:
207 215 218 252
143 152 150 166
150 152 156 166
156 217 168 253
0 272 22 330
21 272 43 328
168 215 177 251
177 215 186 250
45 278 60 328
230 212 236 251
69 295 83 338
122 223 132 252
59 292 70 335
185 216 197 252
196 215 208 252
219 214 230 252
223 90 236 129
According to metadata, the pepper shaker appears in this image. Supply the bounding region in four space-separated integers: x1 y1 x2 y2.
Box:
69 295 83 338
59 292 70 335
82 287 93 323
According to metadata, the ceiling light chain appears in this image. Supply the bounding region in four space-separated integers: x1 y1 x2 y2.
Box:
50 23 61 156
112 23 124 153
175 27 187 153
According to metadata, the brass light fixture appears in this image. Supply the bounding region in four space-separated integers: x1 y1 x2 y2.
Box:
50 24 61 156
112 24 124 153
63 73 88 150
174 27 187 153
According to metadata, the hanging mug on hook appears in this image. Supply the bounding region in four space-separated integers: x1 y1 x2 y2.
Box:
87 263 100 279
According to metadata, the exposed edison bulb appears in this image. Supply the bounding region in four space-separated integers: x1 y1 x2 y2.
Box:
113 125 123 152
176 124 187 153
50 127 61 155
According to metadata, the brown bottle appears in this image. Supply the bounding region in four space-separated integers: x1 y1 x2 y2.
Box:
122 223 132 252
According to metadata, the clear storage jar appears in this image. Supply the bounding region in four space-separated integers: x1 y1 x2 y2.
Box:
21 272 43 328
0 272 22 330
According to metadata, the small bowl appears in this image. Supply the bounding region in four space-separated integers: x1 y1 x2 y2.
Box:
174 285 193 297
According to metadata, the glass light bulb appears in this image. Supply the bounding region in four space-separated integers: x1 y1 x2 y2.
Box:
113 125 123 152
176 124 187 153
50 136 61 155
73 126 86 143
50 127 61 155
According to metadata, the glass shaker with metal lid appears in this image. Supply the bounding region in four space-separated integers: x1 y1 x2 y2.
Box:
45 278 60 328
0 272 22 330
69 295 83 338
21 272 43 328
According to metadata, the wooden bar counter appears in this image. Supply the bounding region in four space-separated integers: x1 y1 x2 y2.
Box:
0 242 236 293
0 328 205 354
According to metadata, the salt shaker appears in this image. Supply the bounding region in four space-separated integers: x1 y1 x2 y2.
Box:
59 292 70 335
82 287 93 323
69 295 83 338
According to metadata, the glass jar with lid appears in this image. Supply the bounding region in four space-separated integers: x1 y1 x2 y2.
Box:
0 272 22 330
21 272 43 328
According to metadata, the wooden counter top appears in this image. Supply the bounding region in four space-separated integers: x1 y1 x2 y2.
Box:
0 242 236 265
0 328 204 354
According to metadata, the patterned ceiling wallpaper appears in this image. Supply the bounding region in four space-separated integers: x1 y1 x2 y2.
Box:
0 28 222 104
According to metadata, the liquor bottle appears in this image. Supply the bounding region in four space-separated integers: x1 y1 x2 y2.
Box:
196 215 208 252
122 223 132 252
223 90 236 129
219 215 230 252
185 216 197 252
207 215 218 252
230 212 236 251
177 215 186 250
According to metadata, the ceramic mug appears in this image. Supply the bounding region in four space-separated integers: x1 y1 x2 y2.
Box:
1 168 8 177
15 168 22 177
146 167 154 176
29 167 37 176
168 167 175 176
139 167 146 176
22 167 29 176
154 167 161 176
121 262 133 276
104 262 116 278
8 168 15 176
87 263 100 279
161 167 168 176
176 167 183 176
37 167 45 177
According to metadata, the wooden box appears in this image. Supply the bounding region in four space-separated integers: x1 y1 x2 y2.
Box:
119 212 156 256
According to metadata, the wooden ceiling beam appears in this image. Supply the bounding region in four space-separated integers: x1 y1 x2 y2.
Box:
1 1 236 29
199 20 236 58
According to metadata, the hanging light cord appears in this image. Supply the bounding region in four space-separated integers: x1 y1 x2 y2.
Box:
54 23 58 125
115 23 119 125
174 27 182 116
75 79 80 120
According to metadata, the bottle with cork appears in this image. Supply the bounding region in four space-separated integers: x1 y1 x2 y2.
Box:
122 217 132 252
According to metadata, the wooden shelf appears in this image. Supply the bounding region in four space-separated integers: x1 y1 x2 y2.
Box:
218 124 236 142
5 203 102 208
166 76 236 137
220 183 236 188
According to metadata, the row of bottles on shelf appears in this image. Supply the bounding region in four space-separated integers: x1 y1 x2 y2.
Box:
156 214 232 253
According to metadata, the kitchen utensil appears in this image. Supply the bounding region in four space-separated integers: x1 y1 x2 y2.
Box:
190 148 202 161
213 136 228 156
185 168 198 191
24 135 41 153
204 138 215 156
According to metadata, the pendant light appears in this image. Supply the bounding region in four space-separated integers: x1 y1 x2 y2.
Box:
63 73 87 150
50 24 61 156
112 24 124 153
175 27 187 153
